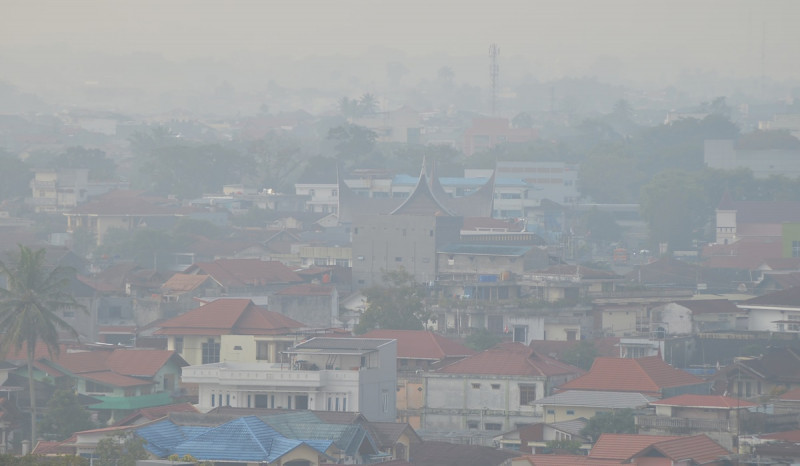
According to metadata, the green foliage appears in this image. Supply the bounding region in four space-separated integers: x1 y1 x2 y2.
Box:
545 439 584 454
559 340 599 371
0 245 85 443
95 228 182 270
40 389 96 441
245 133 310 193
464 328 502 351
582 207 622 243
93 434 148 466
327 123 378 167
25 147 117 181
354 269 431 334
639 170 707 250
580 408 636 441
0 148 32 201
0 455 87 465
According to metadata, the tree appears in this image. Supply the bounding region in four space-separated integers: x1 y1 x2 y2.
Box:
355 269 431 334
0 148 32 202
464 328 502 351
0 245 85 444
559 340 598 371
639 170 708 250
40 389 95 440
93 433 148 466
545 439 584 454
580 408 636 441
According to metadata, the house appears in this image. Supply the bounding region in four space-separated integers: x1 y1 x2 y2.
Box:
532 390 653 423
710 347 800 399
181 337 398 422
462 118 538 157
494 418 591 454
420 342 583 443
64 190 189 245
739 285 800 333
182 258 304 295
774 386 800 414
638 394 757 451
519 264 624 304
159 273 223 309
411 440 521 466
39 347 188 424
557 356 710 398
650 299 747 335
135 415 336 465
359 329 475 428
154 298 308 367
29 168 89 213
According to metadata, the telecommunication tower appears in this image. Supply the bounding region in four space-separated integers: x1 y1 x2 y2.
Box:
489 43 500 116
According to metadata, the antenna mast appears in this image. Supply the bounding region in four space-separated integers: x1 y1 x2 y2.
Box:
489 43 500 116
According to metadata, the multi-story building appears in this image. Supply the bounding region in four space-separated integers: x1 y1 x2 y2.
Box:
181 337 398 422
30 168 89 213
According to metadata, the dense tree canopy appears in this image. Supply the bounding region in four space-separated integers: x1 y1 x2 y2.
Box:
40 389 95 441
580 408 636 441
355 269 432 334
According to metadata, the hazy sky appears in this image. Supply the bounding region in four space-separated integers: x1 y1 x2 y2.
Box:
3 0 800 82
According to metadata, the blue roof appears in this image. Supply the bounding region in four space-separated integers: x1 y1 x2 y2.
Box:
261 411 378 457
136 416 333 463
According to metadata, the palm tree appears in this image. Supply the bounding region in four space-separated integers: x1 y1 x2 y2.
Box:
0 245 84 446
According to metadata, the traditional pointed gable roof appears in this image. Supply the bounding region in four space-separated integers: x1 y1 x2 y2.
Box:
184 258 303 288
390 161 455 216
558 356 704 397
154 299 305 336
336 167 402 223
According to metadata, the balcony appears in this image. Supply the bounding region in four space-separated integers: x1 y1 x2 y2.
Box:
181 362 360 389
636 415 732 432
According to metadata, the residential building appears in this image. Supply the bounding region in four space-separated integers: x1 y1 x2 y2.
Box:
713 192 800 249
462 118 538 157
710 347 800 399
650 299 747 335
182 258 304 295
359 329 475 428
533 390 653 424
420 342 583 444
155 298 308 367
739 285 800 333
705 138 800 179
181 337 398 422
637 394 757 451
270 283 339 328
557 356 710 398
29 168 89 213
493 161 579 207
494 418 591 454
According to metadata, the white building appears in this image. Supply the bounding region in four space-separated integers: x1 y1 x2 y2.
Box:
181 337 397 422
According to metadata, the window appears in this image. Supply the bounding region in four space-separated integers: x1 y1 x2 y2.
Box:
395 257 403 262
547 409 555 415
485 423 502 431
62 310 74 318
519 384 537 405
467 420 479 429
226 394 231 406
255 394 268 408
85 381 112 393
472 383 481 389
211 394 216 407
382 390 389 413
794 240 800 258
174 337 183 353
257 341 269 361
566 410 575 415
202 338 220 364
342 397 346 412
491 384 501 390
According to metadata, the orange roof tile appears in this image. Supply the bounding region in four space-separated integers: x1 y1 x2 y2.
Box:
590 434 681 460
161 273 215 293
761 429 800 442
641 434 730 464
81 370 152 388
558 357 704 397
515 454 622 465
360 329 475 360
779 387 800 400
107 349 183 377
650 394 757 409
155 299 304 336
437 342 583 377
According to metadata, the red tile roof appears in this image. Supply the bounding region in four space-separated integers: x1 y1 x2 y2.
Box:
779 387 800 400
558 356 704 397
359 329 475 360
590 434 681 460
68 190 185 216
761 429 800 442
114 402 199 426
106 349 181 377
515 455 622 465
640 434 730 464
649 394 757 409
80 370 152 388
437 342 583 377
161 273 215 293
155 299 304 336
185 259 303 287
